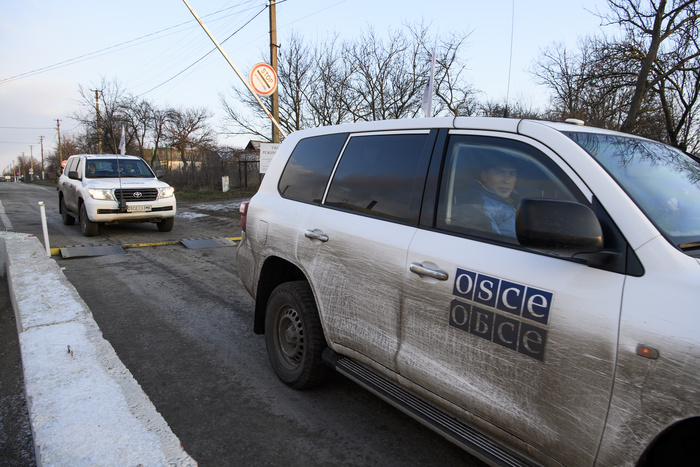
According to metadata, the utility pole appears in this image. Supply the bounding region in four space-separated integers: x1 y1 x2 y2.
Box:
30 145 34 181
39 136 45 180
94 90 103 154
269 0 280 143
182 0 286 138
56 119 62 165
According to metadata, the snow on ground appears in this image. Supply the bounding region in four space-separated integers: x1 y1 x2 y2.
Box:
176 199 247 220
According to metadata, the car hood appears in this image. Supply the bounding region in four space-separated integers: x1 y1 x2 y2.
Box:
84 179 172 189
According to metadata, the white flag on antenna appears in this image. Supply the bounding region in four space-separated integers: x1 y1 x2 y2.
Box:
421 48 436 118
118 125 126 155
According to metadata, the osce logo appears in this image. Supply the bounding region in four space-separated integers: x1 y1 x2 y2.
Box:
448 268 553 361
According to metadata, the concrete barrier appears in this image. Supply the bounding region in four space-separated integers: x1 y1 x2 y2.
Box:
1 232 196 467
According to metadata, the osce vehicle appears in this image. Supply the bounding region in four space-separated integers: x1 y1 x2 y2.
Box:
58 154 176 237
236 118 699 466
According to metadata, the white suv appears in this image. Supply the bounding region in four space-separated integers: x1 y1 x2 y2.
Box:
236 118 700 466
58 154 176 237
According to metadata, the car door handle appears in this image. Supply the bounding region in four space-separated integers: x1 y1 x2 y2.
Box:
305 229 329 242
410 262 449 281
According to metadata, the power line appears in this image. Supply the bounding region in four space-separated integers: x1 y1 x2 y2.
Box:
0 126 55 130
137 3 268 97
0 2 262 86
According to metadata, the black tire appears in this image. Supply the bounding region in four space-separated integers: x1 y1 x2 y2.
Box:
157 216 174 232
60 197 75 225
79 203 98 237
264 281 329 389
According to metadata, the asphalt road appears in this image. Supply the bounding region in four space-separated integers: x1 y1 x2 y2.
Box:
0 181 484 466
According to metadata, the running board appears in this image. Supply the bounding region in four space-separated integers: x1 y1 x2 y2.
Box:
322 349 538 467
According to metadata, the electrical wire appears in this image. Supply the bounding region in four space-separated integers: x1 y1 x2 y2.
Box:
0 1 261 86
136 3 268 97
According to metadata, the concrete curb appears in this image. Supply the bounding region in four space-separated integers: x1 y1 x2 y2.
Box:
1 232 197 467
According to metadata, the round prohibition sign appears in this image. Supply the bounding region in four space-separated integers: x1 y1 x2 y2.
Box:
248 62 278 96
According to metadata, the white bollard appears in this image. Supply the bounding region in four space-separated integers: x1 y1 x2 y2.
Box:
38 201 51 256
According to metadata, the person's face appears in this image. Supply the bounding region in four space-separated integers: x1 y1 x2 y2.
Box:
481 164 516 199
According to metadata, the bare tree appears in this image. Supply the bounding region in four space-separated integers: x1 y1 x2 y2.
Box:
165 107 214 170
600 0 700 132
533 37 636 128
150 106 174 169
479 98 544 120
408 22 477 117
306 34 355 126
74 77 132 154
219 23 478 140
123 98 153 158
345 27 422 120
277 30 315 131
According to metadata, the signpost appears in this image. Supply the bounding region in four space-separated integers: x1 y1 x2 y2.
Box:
182 0 287 138
259 143 280 174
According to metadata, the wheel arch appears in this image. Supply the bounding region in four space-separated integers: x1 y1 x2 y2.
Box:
253 256 308 334
637 417 700 466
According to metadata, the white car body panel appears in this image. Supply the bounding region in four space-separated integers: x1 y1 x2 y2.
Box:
236 118 700 466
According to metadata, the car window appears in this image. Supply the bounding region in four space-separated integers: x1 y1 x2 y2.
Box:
437 135 582 243
65 157 78 173
564 131 700 248
118 159 153 177
81 159 153 178
324 133 428 223
278 133 348 204
75 158 83 177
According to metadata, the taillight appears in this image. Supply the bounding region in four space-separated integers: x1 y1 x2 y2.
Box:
239 201 249 232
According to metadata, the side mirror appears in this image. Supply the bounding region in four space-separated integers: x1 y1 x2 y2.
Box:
155 169 164 179
516 199 603 256
68 171 81 181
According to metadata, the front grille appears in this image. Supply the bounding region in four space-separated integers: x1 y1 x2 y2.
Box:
114 188 158 202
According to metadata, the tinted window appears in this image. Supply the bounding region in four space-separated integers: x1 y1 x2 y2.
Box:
437 135 581 242
278 133 348 203
325 134 428 222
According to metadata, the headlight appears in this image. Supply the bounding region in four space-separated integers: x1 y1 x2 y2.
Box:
158 187 175 199
88 188 115 200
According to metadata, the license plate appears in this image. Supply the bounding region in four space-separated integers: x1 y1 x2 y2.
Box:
126 205 152 212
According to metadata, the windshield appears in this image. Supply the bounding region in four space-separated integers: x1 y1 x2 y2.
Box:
564 131 700 249
85 159 154 178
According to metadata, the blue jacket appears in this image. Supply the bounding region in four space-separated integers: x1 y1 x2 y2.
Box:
452 182 520 238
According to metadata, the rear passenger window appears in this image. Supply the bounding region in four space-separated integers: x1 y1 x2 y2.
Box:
278 133 348 203
437 135 583 242
325 134 428 223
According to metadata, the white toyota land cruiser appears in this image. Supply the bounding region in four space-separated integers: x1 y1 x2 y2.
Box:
58 154 176 237
236 117 699 466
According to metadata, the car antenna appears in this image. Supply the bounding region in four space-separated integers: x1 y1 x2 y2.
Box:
117 125 126 211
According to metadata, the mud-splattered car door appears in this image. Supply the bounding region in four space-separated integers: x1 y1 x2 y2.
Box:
398 132 625 466
297 131 434 371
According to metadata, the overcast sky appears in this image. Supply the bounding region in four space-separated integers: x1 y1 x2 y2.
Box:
0 0 609 173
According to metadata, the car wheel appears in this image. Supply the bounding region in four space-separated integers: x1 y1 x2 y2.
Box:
79 203 98 237
157 217 174 232
60 197 75 225
265 281 329 389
